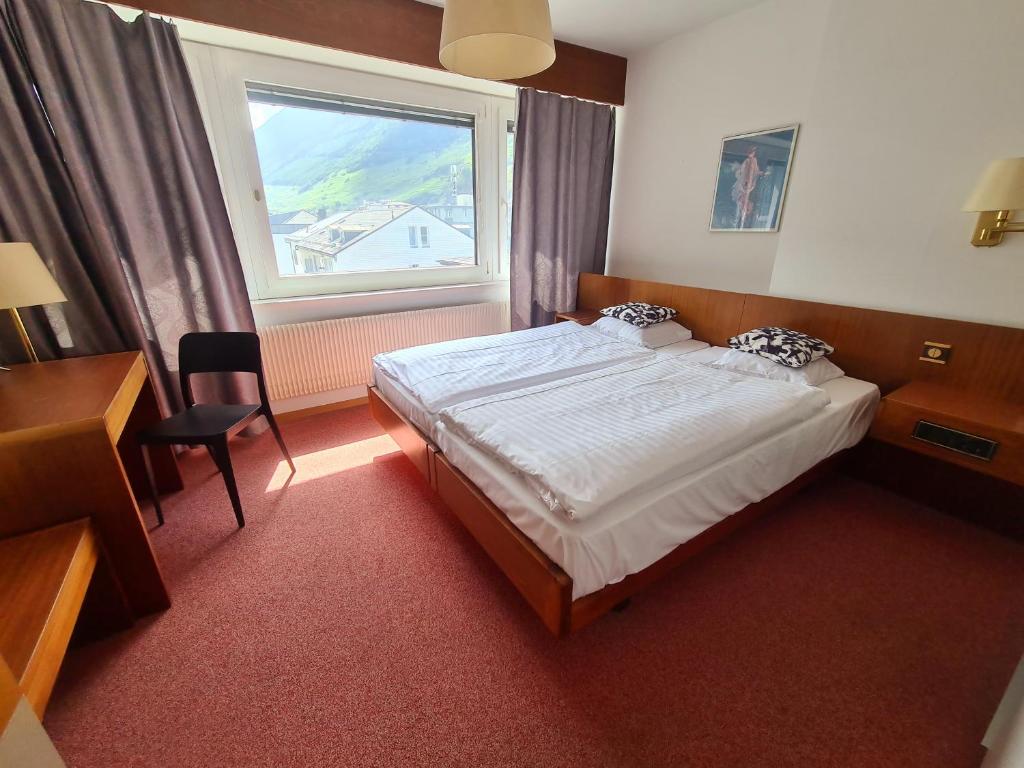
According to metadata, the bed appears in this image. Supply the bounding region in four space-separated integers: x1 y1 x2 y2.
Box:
369 331 879 635
372 320 709 441
436 368 878 601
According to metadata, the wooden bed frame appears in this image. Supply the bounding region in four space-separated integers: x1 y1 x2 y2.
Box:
369 272 1024 636
369 385 840 636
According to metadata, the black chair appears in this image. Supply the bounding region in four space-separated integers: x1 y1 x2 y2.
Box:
137 332 295 529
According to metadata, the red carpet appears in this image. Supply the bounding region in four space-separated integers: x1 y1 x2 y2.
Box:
44 405 1024 767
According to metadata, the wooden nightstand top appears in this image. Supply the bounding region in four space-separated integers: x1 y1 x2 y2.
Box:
554 309 602 325
883 382 1024 435
871 382 1023 486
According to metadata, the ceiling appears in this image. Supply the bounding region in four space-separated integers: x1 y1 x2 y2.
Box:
417 0 766 56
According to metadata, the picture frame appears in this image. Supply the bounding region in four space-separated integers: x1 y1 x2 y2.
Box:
709 124 799 232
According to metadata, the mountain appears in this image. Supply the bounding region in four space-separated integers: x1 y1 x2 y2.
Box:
253 107 474 215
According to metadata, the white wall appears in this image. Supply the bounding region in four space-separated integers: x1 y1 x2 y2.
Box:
609 0 1024 328
608 0 829 293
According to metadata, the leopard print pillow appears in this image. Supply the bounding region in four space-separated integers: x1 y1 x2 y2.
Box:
599 302 677 328
728 326 834 368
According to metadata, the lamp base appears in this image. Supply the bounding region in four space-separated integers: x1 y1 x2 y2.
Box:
7 307 39 363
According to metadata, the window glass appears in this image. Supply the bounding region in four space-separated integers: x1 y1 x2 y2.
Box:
247 87 476 277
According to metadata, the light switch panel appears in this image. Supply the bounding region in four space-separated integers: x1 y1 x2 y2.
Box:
919 341 952 364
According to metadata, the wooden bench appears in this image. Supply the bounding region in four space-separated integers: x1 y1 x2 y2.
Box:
0 519 99 717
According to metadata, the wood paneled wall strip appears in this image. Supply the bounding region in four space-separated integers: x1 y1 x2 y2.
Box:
121 0 628 105
577 273 1024 401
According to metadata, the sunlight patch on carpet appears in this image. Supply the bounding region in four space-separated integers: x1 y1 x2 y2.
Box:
265 434 400 490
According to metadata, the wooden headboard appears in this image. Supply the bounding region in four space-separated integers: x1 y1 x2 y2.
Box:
577 273 1024 400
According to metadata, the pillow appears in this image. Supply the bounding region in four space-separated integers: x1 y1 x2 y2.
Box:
728 326 834 368
708 348 844 387
591 315 692 348
600 302 677 328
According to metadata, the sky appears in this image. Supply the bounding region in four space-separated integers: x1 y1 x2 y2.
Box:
248 102 283 130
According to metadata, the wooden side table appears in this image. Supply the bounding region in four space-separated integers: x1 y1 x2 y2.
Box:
554 309 602 325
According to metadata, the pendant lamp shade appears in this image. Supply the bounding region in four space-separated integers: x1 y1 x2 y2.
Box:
440 0 556 81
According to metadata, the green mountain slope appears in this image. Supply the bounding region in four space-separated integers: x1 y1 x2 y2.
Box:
253 108 474 215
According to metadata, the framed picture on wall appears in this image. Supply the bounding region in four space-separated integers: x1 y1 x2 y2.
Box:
709 124 799 232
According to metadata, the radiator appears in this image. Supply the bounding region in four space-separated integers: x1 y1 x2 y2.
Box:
258 301 510 401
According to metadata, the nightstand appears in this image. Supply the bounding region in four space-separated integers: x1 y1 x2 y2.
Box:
554 309 602 325
869 382 1023 486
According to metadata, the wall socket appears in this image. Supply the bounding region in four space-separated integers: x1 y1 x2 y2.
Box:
919 341 952 364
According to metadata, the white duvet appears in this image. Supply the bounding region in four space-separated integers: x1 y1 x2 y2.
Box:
440 357 832 522
372 322 652 412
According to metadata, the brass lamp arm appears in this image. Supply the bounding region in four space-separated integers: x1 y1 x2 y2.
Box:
971 209 1024 246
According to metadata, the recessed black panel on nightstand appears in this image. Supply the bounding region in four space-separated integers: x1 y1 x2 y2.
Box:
912 420 998 461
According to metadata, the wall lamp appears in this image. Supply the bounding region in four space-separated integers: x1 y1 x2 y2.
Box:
963 157 1024 247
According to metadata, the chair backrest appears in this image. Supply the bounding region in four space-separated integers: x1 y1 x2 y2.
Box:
178 332 270 409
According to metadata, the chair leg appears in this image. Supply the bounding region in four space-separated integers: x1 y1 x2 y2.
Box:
204 444 221 472
265 412 295 473
139 443 165 526
212 437 245 529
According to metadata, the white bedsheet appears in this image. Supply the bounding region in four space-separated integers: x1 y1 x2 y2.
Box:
374 367 442 441
440 358 831 521
372 322 654 413
436 376 880 599
371 330 710 441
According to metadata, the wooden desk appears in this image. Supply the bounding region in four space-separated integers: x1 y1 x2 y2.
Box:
870 381 1023 486
0 352 181 616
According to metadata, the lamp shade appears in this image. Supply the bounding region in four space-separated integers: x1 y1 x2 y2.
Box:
962 157 1024 212
440 0 556 81
0 243 67 309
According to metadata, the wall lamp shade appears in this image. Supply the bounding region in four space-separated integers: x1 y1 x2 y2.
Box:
0 243 67 364
962 157 1024 247
440 0 556 81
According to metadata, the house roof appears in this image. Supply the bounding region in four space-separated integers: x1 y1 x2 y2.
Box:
268 209 317 225
286 204 416 256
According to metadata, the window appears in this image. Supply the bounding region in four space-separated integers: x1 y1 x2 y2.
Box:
247 86 476 280
186 46 515 301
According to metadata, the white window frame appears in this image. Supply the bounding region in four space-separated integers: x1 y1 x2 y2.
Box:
188 45 514 301
500 109 516 278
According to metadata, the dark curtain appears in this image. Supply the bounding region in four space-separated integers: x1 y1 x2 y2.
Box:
0 0 254 412
0 2 135 362
509 88 616 330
